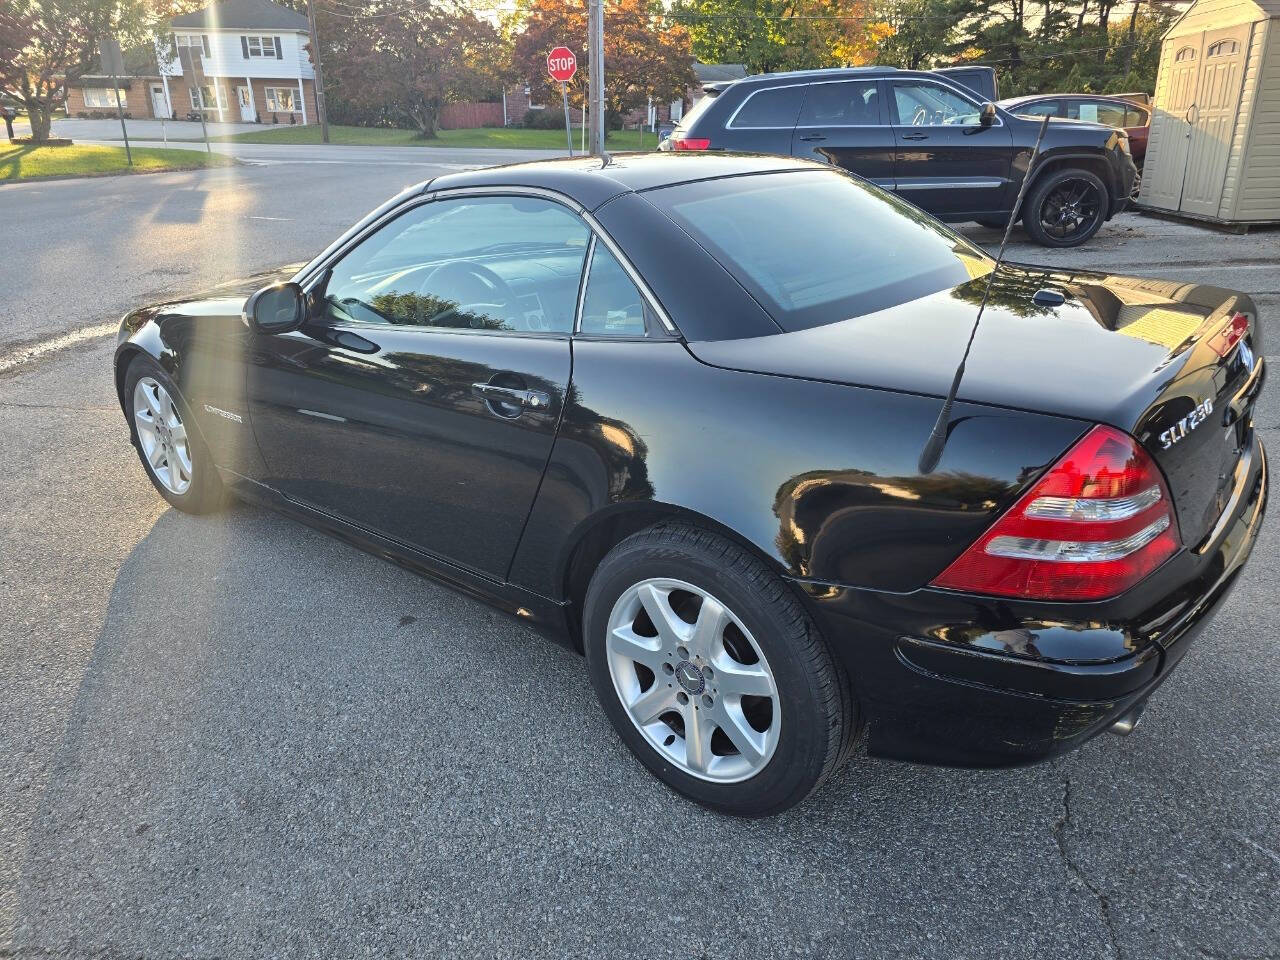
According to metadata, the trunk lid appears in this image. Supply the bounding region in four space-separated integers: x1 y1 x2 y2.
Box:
686 265 1264 548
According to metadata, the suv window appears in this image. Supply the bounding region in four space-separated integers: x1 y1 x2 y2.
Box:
892 80 983 126
728 85 805 129
798 80 880 126
579 242 653 336
647 169 993 332
321 196 589 333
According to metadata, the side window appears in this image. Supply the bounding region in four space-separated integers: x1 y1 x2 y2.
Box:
1125 105 1149 127
729 86 805 129
1068 100 1127 127
320 196 589 333
798 81 880 126
1015 100 1061 118
578 242 652 337
892 81 983 126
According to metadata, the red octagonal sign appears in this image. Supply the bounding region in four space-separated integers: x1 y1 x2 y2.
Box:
547 46 577 83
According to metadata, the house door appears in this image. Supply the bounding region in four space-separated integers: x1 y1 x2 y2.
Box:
1141 37 1201 211
1179 25 1250 217
151 85 169 119
237 86 254 122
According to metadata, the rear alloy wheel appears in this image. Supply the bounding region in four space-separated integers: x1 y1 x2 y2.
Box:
1023 168 1108 247
605 577 781 783
584 524 855 817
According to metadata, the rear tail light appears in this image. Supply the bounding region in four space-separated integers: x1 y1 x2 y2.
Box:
671 136 711 151
1208 311 1249 358
931 425 1180 601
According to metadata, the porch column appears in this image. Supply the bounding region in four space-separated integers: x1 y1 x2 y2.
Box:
298 77 307 124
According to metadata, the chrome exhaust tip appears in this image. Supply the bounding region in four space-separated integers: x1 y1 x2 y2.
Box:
1107 701 1146 736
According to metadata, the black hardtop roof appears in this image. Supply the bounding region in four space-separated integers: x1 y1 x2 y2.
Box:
423 152 817 211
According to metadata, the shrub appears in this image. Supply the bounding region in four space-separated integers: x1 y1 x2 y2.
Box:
521 108 565 130
10 136 74 146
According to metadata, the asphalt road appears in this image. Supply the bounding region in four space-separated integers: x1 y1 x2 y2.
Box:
1 155 1277 959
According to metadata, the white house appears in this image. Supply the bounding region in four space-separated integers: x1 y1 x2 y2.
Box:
156 0 317 124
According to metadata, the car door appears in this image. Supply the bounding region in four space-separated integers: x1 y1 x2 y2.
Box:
245 191 589 580
888 77 1014 219
790 79 895 190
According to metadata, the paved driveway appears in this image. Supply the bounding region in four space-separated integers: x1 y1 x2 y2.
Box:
1 164 1277 958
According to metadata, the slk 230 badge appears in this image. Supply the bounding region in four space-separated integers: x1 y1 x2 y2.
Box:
1160 398 1213 449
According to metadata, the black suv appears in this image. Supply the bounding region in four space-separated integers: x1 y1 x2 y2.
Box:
666 67 1136 247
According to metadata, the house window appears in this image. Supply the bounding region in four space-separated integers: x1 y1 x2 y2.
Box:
190 84 228 111
1175 46 1196 62
82 87 128 109
176 33 210 58
244 35 279 58
265 87 297 112
1207 39 1238 57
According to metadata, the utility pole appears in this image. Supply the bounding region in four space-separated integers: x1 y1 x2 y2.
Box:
306 0 331 143
588 0 604 155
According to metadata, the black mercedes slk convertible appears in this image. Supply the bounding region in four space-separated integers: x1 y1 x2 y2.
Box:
114 154 1267 816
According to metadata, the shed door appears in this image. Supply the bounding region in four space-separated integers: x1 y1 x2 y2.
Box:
1179 25 1251 217
1141 37 1201 210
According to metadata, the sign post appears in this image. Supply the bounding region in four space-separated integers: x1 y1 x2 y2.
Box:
176 47 212 154
546 46 577 157
99 37 132 165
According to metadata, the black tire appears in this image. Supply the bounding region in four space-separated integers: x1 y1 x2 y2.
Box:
1022 167 1108 248
583 523 856 817
123 354 227 514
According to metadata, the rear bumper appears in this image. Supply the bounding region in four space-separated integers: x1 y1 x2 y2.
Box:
796 434 1266 767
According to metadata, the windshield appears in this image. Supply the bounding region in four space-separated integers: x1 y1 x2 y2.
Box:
646 169 993 332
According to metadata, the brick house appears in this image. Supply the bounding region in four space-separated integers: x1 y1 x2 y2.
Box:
158 0 318 123
64 75 166 118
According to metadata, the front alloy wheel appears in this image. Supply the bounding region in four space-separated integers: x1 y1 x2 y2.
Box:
1023 167 1108 247
606 577 781 783
133 376 192 495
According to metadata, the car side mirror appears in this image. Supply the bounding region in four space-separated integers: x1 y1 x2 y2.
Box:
245 282 306 334
980 102 997 127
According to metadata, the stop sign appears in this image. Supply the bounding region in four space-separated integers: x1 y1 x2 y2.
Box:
547 47 578 83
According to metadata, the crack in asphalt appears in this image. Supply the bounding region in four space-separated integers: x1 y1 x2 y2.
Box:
1053 771 1122 960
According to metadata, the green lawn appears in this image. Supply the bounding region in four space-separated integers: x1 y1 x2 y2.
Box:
215 123 659 151
1 143 232 181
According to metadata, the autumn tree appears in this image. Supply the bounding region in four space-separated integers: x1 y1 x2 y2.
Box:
0 0 152 142
670 0 890 75
317 0 505 138
512 0 694 126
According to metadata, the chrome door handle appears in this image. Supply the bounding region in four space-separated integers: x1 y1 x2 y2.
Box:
797 133 827 142
471 382 550 411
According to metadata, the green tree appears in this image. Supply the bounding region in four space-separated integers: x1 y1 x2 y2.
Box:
670 0 890 75
0 0 151 142
317 0 506 137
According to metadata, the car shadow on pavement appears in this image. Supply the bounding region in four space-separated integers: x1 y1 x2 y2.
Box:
0 503 1220 958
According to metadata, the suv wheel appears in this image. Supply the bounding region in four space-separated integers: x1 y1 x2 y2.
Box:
1023 168 1108 247
583 524 856 817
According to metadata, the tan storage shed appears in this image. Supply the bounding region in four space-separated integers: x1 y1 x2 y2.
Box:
1137 0 1280 226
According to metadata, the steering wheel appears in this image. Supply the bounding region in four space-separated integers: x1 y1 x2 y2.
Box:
419 260 521 329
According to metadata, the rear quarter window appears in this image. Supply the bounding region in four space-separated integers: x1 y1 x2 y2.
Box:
728 86 806 129
646 169 993 333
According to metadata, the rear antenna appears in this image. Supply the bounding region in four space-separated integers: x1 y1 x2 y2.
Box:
917 114 1052 475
